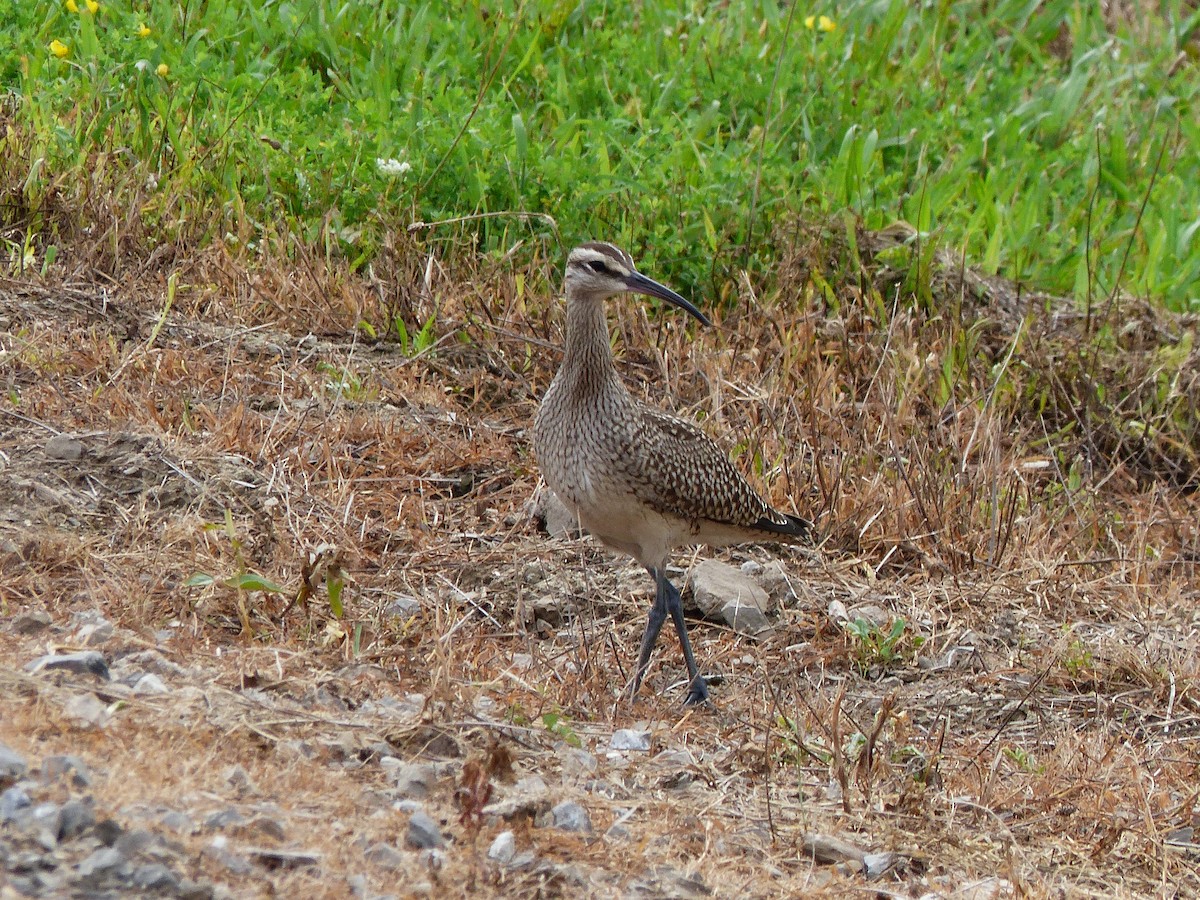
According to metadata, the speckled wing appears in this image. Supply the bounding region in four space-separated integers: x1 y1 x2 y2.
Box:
622 405 811 540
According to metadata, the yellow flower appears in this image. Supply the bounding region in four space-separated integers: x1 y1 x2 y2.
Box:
65 0 78 12
137 23 151 37
804 14 836 32
156 63 169 76
85 0 98 12
49 39 69 58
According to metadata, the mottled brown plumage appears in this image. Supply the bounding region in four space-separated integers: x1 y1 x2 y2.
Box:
533 242 810 704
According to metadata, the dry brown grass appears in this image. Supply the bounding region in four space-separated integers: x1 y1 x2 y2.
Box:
1 221 1199 897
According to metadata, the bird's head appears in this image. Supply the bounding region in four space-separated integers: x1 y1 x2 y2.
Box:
563 242 711 326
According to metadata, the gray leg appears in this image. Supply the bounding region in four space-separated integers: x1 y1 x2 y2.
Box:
630 567 710 706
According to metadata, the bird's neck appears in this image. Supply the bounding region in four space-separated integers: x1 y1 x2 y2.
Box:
558 297 624 399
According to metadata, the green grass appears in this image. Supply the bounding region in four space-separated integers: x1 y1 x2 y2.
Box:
4 0 1199 308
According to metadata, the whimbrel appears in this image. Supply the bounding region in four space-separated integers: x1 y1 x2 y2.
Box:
533 242 810 705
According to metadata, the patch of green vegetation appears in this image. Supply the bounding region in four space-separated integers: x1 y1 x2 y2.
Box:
844 616 923 673
4 1 1198 307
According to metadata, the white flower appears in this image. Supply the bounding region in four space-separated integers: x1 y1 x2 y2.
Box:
376 157 412 177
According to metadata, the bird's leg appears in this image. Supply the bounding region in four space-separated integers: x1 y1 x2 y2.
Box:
630 569 668 699
659 570 710 706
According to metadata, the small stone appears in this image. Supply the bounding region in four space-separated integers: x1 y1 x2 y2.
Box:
247 815 287 841
850 603 892 627
11 610 52 634
78 845 126 878
32 802 63 849
58 798 95 840
224 765 256 795
132 673 169 695
246 847 321 868
488 830 516 864
42 754 91 787
45 433 84 461
115 827 156 856
381 759 435 799
405 810 444 849
534 489 586 539
687 559 773 635
827 599 850 623
133 863 180 890
27 651 111 680
160 810 193 833
364 842 406 870
610 729 651 752
863 851 901 878
205 808 245 829
0 743 27 782
385 595 422 618
0 785 31 824
95 818 125 845
550 800 592 833
76 618 114 646
203 840 253 875
63 693 110 728
177 877 216 900
559 748 598 779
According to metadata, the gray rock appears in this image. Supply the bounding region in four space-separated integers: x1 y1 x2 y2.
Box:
246 847 321 868
0 785 32 824
134 863 180 890
132 673 169 695
488 830 516 864
610 729 651 752
177 878 217 900
160 810 194 833
58 798 95 840
247 815 287 841
205 808 245 829
381 759 435 799
45 433 84 460
0 742 27 781
11 610 52 634
32 802 63 849
42 754 91 787
550 800 592 833
26 651 111 680
203 838 252 874
559 747 598 779
63 693 110 728
115 827 156 856
405 810 444 849
863 851 901 878
76 617 114 646
534 490 586 539
385 595 422 618
365 841 406 870
78 845 126 878
687 559 773 635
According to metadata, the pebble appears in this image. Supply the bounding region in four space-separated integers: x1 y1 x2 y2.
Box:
365 841 406 870
132 673 170 695
381 759 435 799
63 693 110 728
133 863 181 890
0 785 32 824
42 754 91 787
488 830 516 864
405 810 444 849
58 798 95 840
11 610 52 634
26 651 111 680
78 845 127 878
559 747 598 779
75 618 114 646
0 743 27 781
550 800 592 833
385 595 422 618
610 729 651 752
45 433 84 460
205 808 245 829
687 559 774 635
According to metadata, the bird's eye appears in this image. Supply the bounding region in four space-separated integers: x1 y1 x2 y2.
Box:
588 261 608 274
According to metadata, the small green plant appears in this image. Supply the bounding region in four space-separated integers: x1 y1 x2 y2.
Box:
1003 746 1044 774
541 710 581 748
185 509 286 638
393 311 439 357
316 362 377 402
1062 635 1096 679
844 617 923 673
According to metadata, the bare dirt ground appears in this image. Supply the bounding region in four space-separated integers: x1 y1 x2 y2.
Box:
1 236 1199 898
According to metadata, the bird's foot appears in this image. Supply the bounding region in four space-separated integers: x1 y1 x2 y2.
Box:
683 675 711 707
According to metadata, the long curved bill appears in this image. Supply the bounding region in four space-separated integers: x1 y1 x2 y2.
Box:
624 272 711 327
